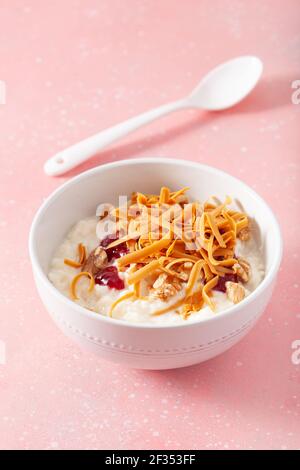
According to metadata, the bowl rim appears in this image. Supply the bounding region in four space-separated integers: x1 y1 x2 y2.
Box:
29 157 283 330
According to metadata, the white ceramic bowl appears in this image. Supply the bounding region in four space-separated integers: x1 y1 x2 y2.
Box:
29 158 282 369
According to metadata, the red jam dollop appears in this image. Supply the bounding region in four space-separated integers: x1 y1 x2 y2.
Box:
95 266 125 290
100 234 128 262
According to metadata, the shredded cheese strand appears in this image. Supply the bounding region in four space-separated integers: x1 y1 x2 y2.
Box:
207 235 236 267
78 243 86 264
159 186 170 204
185 260 206 298
118 232 172 267
106 231 140 248
109 291 135 317
202 275 219 310
64 259 82 268
70 272 95 300
127 259 161 285
64 243 87 269
166 239 177 257
153 297 186 316
206 212 226 248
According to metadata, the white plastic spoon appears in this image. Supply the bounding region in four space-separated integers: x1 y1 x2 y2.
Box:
44 55 263 176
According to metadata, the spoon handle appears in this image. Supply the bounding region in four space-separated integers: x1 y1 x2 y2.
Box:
44 99 187 176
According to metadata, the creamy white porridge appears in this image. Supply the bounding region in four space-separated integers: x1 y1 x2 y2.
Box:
48 189 265 325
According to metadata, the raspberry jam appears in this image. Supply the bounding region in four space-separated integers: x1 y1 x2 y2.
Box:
100 235 128 262
214 273 237 293
95 266 125 290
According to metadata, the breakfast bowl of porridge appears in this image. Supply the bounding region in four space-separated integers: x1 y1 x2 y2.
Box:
29 158 282 369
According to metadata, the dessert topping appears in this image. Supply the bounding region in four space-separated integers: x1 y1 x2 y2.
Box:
82 246 108 276
238 226 250 241
150 274 182 301
95 266 125 290
233 258 251 283
225 281 245 304
70 271 95 300
64 243 86 268
67 187 252 317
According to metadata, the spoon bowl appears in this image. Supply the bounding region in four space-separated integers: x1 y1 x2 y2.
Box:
188 56 263 110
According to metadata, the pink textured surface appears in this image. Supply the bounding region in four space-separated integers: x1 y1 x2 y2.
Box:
0 0 299 450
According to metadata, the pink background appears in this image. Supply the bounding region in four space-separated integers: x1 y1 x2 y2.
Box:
0 0 299 450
